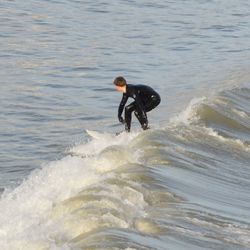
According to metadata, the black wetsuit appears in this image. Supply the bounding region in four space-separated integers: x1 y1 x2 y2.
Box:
118 84 161 132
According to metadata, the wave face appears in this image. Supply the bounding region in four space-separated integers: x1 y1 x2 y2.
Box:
0 85 250 250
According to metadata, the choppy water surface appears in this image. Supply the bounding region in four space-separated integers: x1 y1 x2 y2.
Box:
0 1 250 249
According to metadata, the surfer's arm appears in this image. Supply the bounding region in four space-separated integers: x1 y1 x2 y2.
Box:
118 94 128 122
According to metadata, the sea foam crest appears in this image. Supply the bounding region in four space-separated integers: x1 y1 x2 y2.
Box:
0 131 140 249
170 97 206 125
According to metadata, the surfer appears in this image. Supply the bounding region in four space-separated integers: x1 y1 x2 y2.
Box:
114 76 161 132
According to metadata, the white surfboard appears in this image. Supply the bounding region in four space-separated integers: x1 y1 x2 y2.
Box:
86 129 104 139
86 129 124 139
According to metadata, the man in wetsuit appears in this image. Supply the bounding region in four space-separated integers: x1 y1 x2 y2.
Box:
114 76 161 132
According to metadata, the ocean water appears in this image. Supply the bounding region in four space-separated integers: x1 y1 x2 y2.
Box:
0 0 250 249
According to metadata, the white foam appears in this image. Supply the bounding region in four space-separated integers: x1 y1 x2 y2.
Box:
205 127 250 152
170 97 206 125
231 108 248 118
0 156 99 249
68 130 138 158
0 131 141 249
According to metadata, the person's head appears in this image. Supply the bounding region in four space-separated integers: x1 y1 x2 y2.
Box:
113 76 127 93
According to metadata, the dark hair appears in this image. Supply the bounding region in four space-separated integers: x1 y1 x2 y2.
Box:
113 76 127 87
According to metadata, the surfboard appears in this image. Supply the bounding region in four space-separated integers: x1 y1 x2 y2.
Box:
68 152 88 158
86 129 124 138
86 129 104 139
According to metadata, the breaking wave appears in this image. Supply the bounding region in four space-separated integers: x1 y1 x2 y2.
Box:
0 84 250 250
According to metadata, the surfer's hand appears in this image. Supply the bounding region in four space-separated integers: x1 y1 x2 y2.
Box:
118 116 125 124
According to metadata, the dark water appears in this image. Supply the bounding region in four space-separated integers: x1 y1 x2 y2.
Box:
0 1 250 249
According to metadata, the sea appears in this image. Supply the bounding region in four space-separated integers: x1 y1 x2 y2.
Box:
0 0 250 249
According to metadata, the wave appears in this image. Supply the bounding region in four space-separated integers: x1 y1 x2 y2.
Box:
0 85 250 249
171 86 250 149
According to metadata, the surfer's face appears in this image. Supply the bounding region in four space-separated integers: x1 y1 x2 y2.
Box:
116 85 126 93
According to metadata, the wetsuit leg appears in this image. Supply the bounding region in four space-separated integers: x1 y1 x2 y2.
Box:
124 102 136 132
144 94 161 112
135 94 161 130
134 110 148 130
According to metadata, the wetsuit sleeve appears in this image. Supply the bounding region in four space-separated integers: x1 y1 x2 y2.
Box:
118 93 128 118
